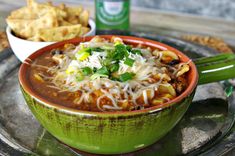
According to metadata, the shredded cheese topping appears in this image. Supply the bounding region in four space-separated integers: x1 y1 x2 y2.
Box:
33 36 190 112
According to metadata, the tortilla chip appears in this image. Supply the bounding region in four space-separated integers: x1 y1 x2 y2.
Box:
79 27 90 36
27 0 67 19
6 0 91 41
45 1 53 6
66 17 79 25
79 10 89 27
27 34 42 41
63 7 82 25
57 3 66 10
7 13 58 39
8 0 66 21
66 6 83 16
8 7 38 19
58 19 73 26
38 24 82 42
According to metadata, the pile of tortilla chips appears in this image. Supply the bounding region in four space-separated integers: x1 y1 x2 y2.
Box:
6 0 90 42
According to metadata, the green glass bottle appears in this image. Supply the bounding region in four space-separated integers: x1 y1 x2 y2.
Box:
95 0 130 30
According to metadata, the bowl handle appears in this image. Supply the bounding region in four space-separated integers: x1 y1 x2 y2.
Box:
194 53 235 85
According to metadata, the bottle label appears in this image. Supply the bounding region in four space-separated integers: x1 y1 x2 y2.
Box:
104 1 123 15
96 0 129 26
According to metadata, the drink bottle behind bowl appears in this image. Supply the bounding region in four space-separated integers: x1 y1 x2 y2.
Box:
95 0 130 31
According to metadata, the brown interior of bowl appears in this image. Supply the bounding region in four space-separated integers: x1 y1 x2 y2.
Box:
19 35 198 115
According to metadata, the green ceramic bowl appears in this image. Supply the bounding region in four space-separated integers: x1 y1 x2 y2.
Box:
18 35 235 154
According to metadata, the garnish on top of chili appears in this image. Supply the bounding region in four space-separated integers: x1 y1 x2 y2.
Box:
29 36 191 112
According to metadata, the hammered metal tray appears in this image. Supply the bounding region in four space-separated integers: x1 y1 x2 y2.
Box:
0 33 234 156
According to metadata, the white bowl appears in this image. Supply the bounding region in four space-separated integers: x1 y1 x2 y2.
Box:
6 19 96 62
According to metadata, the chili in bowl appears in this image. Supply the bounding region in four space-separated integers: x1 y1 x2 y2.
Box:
19 35 235 154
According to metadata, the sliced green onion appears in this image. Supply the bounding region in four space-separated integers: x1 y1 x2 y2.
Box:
96 66 109 75
102 58 112 66
110 76 119 81
85 47 92 54
66 66 76 74
131 49 142 55
112 51 124 60
93 67 97 73
91 73 109 80
82 67 92 76
75 72 84 81
119 72 135 82
77 47 92 54
114 41 122 46
113 44 128 60
91 47 104 52
75 52 90 61
126 45 132 52
106 49 115 59
110 63 119 72
103 45 114 50
124 58 135 67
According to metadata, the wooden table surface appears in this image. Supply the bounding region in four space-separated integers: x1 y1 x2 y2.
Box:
1 0 235 47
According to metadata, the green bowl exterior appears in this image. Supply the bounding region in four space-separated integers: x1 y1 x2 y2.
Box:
20 85 195 154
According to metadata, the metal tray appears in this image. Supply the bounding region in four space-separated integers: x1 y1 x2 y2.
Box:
0 33 234 156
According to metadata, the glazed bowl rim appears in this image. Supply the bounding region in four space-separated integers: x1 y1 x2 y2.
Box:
18 35 198 116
